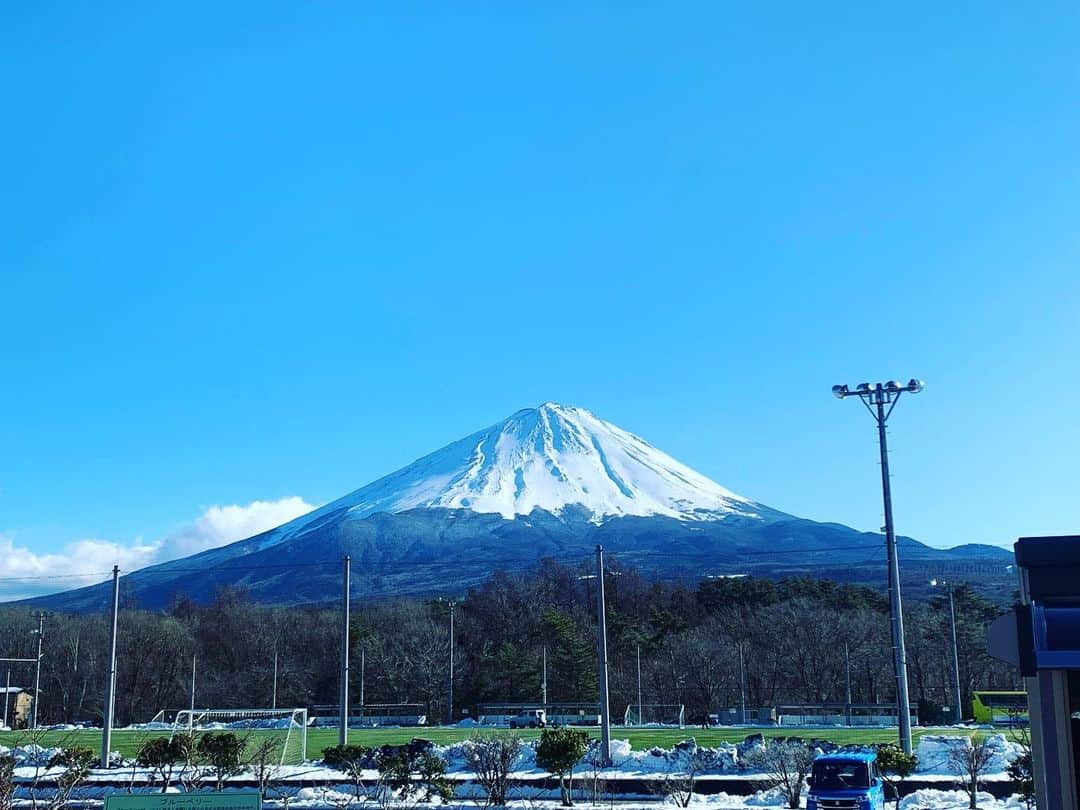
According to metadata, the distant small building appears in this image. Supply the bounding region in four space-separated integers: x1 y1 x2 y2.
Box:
1 687 33 729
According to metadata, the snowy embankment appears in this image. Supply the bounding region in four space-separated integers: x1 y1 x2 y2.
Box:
1 733 1028 808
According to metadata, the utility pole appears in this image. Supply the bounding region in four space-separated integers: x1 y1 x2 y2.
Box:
949 586 962 723
541 646 548 707
595 545 611 766
845 642 853 726
32 612 44 729
100 565 120 768
833 379 923 754
738 641 747 725
636 645 643 726
446 600 457 726
932 580 965 724
339 555 351 746
272 648 278 710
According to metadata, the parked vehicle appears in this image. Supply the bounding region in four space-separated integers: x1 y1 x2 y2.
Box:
508 709 546 728
806 751 885 810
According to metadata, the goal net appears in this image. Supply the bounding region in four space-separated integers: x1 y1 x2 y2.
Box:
171 708 308 765
623 703 685 727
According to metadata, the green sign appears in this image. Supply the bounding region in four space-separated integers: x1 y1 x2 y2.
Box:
105 792 261 810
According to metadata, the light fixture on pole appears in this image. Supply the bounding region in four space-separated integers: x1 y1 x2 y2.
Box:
931 578 964 724
832 378 923 754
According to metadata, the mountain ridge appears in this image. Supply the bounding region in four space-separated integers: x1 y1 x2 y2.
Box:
19 402 1015 611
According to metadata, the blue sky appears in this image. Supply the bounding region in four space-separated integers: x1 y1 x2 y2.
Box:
3 3 1079 593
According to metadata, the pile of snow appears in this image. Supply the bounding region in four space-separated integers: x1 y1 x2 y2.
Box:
123 721 173 731
455 718 479 728
899 790 1026 810
915 734 1022 776
434 738 534 773
583 738 740 774
0 743 63 767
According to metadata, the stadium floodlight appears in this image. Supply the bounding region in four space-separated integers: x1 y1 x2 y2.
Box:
831 378 924 755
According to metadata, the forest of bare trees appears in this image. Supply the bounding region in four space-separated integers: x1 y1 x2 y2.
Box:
0 560 1019 727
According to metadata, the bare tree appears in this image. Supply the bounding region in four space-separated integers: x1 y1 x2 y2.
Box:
947 736 995 810
747 739 815 809
466 733 522 807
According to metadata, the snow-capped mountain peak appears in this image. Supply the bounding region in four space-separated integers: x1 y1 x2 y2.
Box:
304 402 777 525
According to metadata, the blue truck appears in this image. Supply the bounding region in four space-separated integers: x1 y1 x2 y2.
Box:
806 751 886 810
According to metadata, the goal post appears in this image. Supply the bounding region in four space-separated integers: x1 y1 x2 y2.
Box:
171 708 308 765
623 703 685 727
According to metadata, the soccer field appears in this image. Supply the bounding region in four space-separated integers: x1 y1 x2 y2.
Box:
0 725 963 760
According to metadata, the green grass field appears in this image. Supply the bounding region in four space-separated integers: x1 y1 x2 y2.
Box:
0 725 965 760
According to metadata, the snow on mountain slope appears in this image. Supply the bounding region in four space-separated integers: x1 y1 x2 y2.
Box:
249 404 781 553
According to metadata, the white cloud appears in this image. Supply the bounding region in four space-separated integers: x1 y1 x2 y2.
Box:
158 496 314 559
0 496 315 600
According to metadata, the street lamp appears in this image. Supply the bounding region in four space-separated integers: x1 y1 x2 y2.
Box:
832 378 924 754
931 579 964 724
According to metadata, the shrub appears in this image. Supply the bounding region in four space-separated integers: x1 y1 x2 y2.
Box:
875 744 918 809
196 732 246 791
466 733 522 807
0 755 15 810
536 728 589 806
137 736 188 793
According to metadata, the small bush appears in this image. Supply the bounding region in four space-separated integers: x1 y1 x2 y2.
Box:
536 728 589 806
0 755 15 810
466 732 522 807
323 744 373 769
875 744 918 809
137 736 188 792
196 732 246 791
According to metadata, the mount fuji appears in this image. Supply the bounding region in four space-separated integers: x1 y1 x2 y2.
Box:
27 403 1013 611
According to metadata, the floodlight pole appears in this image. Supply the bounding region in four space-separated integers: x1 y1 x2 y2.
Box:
948 587 962 723
446 599 457 726
3 669 9 730
595 545 611 766
32 612 44 729
190 654 196 714
833 379 922 754
101 565 120 768
339 555 351 746
845 641 853 725
272 649 279 710
738 641 747 725
932 580 964 724
636 644 643 726
541 646 548 706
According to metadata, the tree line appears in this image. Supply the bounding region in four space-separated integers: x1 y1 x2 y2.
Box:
0 559 1020 727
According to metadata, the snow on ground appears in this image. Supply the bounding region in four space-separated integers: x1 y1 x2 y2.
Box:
915 735 1023 776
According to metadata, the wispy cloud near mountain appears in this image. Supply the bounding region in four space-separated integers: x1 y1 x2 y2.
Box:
0 496 314 599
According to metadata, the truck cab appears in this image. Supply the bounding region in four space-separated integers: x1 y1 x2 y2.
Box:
807 751 885 810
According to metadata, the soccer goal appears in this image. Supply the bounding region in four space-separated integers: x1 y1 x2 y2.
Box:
623 703 685 727
171 708 308 765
